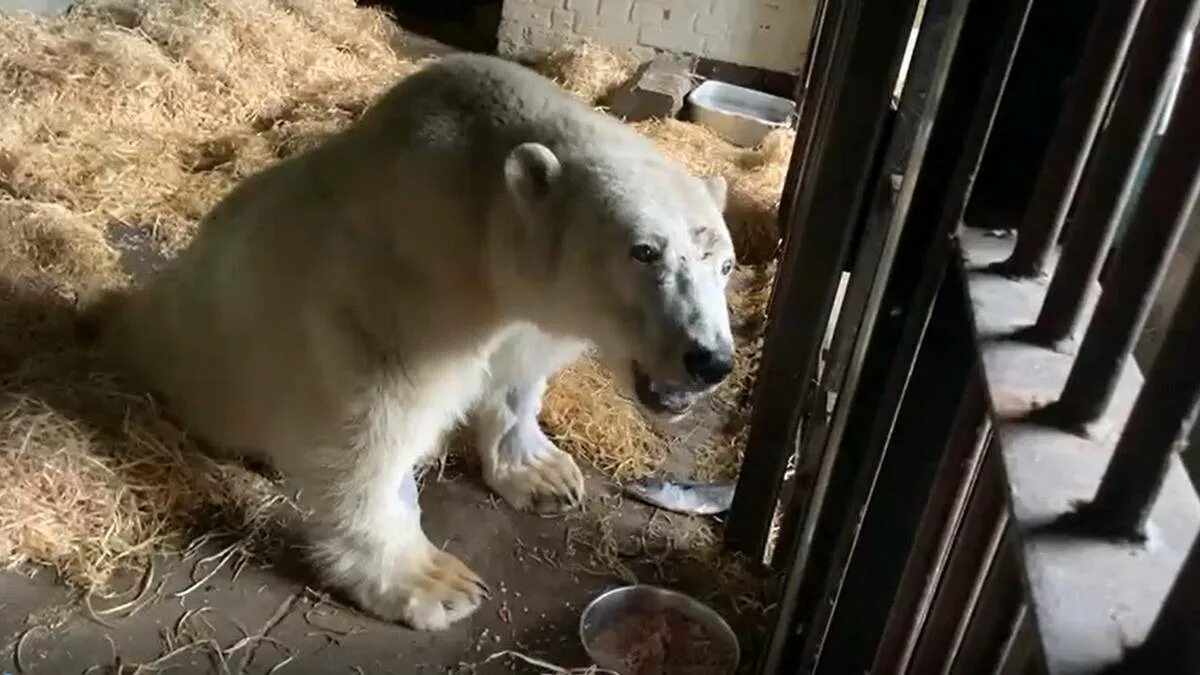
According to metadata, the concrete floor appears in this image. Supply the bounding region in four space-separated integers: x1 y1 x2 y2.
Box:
1 466 767 674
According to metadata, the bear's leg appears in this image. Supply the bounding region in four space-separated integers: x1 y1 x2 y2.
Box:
473 329 587 513
298 406 488 631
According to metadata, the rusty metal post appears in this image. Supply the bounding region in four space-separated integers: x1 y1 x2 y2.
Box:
996 0 1148 278
1037 19 1200 429
1082 253 1200 538
725 0 922 558
1023 0 1200 347
1062 60 1200 521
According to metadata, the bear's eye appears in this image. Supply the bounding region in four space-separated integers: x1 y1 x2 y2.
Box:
630 244 662 264
721 259 734 276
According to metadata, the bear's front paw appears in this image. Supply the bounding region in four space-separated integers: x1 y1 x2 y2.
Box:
344 547 489 631
485 424 585 514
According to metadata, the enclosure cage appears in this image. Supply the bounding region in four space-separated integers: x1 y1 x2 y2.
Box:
726 0 1200 673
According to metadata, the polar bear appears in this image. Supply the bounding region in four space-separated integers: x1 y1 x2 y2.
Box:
104 53 736 630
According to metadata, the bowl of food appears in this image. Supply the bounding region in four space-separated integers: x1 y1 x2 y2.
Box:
579 585 740 675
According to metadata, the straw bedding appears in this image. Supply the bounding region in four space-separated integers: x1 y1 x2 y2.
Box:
0 0 792 588
527 38 640 107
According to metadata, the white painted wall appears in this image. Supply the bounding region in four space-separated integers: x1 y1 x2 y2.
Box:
498 0 817 74
0 0 73 14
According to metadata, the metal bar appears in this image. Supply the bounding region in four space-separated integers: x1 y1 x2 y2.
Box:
873 409 992 673
772 0 1032 667
725 0 920 559
776 0 835 234
948 532 1022 675
767 0 939 575
1182 400 1200 477
766 0 963 576
753 0 841 536
1043 33 1200 431
724 0 855 556
997 0 1149 277
754 1 974 664
1122 534 1200 671
906 445 1006 674
1022 0 1200 348
939 506 1010 674
1081 232 1200 536
813 261 977 675
965 219 1200 672
992 604 1037 675
768 61 904 569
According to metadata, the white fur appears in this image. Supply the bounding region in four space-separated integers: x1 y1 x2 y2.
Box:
473 325 588 513
105 54 734 630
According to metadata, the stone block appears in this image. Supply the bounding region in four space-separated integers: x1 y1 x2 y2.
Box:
606 54 698 121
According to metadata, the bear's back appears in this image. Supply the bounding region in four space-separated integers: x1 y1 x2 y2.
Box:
351 54 661 173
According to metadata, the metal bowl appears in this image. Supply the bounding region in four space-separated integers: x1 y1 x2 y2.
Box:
579 585 740 674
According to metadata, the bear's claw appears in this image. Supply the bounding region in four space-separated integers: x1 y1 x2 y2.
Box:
343 546 488 631
485 423 586 514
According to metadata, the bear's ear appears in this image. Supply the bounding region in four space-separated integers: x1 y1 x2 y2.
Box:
504 142 561 207
703 175 727 213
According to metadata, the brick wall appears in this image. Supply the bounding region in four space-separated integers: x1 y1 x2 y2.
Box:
498 0 816 74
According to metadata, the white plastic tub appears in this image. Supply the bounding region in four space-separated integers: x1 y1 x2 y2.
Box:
685 79 796 148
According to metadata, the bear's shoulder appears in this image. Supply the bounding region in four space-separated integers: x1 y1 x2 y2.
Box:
363 54 656 164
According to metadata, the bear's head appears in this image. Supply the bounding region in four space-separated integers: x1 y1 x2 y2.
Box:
497 141 736 417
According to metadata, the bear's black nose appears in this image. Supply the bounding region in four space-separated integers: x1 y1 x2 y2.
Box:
684 344 734 386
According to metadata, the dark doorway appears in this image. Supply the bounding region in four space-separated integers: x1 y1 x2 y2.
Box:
356 0 503 53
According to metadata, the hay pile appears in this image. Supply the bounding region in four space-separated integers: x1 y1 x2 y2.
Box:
0 200 289 585
0 0 434 251
0 0 791 588
527 39 639 106
0 0 429 587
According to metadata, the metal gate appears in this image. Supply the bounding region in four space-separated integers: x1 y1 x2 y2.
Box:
727 0 1200 672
